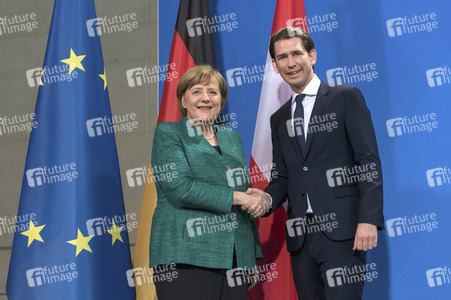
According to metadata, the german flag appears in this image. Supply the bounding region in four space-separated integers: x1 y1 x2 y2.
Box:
157 0 216 123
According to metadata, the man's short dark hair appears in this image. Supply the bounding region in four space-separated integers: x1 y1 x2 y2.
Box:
269 26 315 60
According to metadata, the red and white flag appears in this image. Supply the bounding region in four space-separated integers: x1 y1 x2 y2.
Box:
248 0 307 299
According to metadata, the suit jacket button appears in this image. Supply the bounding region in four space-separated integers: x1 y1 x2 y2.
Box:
303 166 308 171
226 166 231 170
300 191 305 197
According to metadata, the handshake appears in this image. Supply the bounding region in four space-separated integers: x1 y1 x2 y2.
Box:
232 188 271 218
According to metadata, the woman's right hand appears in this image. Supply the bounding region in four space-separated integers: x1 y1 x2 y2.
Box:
232 191 269 217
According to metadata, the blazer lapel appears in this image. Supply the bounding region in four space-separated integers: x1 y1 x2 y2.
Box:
304 81 330 158
215 125 230 158
183 117 220 153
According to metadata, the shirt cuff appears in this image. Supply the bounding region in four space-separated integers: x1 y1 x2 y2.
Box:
266 192 273 208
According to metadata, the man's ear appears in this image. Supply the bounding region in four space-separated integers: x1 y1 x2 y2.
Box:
309 49 317 66
272 59 280 74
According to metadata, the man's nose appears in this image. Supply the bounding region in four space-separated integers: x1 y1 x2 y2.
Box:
287 55 297 68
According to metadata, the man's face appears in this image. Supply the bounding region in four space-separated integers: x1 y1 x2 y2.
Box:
272 37 317 93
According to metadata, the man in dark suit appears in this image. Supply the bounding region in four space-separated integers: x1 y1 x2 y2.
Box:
246 27 384 300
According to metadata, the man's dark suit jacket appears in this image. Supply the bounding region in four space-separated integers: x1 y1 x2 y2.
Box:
265 80 384 252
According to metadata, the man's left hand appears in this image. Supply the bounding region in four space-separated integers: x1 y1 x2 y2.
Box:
353 223 377 251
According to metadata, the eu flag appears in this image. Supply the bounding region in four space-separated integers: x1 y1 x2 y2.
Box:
6 0 136 299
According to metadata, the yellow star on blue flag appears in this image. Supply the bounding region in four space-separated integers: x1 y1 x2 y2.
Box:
107 221 124 245
61 48 86 74
20 220 45 247
67 229 93 256
99 68 107 90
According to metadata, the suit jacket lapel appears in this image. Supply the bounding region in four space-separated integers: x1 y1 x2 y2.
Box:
304 81 330 158
183 117 221 154
215 125 230 158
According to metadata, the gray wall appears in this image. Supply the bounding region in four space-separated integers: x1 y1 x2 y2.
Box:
0 0 158 297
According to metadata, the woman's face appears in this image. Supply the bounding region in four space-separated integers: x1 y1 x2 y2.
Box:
182 79 222 122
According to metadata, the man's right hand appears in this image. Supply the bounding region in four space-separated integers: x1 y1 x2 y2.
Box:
243 188 271 217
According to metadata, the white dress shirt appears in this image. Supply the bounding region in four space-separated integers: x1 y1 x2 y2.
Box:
267 75 321 213
289 75 321 213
